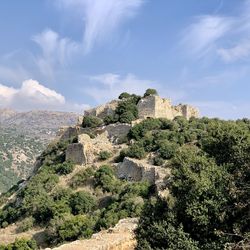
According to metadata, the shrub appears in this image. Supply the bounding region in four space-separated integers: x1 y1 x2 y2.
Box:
153 156 165 166
119 111 135 123
47 214 94 244
118 92 131 99
82 116 103 128
0 238 38 250
143 88 158 97
17 217 34 232
94 165 122 193
158 141 178 159
126 143 146 159
1 221 8 228
70 168 95 189
70 191 96 215
98 151 112 161
55 162 74 175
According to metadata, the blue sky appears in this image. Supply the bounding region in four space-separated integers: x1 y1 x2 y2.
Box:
0 0 249 119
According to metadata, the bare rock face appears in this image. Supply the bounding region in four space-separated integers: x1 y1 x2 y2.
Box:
117 157 170 187
48 218 138 250
137 95 199 120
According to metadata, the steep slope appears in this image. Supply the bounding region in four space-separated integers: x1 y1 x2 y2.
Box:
0 109 78 193
0 90 248 250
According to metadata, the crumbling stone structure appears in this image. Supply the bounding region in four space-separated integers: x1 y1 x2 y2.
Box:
137 95 199 120
84 94 199 121
84 100 119 119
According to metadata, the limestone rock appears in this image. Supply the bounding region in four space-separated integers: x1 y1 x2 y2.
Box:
48 218 138 250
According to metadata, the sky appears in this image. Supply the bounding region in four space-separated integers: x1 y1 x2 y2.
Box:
0 0 250 119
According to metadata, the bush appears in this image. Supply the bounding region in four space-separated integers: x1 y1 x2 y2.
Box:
0 238 38 250
94 165 122 193
143 88 158 97
55 162 74 175
118 92 131 99
70 191 96 215
82 116 103 128
17 217 34 232
47 214 94 244
119 111 135 123
158 141 178 159
126 143 146 159
98 151 112 161
153 156 165 166
70 168 95 189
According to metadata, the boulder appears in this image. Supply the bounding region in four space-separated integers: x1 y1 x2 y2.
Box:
104 123 131 143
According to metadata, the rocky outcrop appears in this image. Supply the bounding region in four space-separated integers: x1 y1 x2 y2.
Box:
49 218 138 250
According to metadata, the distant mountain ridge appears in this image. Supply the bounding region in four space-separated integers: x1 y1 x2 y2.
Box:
0 109 79 193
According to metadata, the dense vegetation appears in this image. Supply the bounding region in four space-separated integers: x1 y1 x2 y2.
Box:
0 238 37 250
130 117 250 249
0 137 150 247
0 90 249 249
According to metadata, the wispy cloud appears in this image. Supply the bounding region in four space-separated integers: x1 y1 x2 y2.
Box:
182 15 232 58
217 40 250 62
85 73 156 103
0 79 88 112
182 0 250 62
56 0 144 53
32 29 79 78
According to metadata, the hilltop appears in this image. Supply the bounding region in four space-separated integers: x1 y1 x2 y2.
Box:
0 109 78 193
0 89 249 250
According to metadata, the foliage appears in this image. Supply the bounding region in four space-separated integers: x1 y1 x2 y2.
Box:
118 92 131 99
70 191 96 215
55 161 74 175
0 238 37 250
46 214 94 244
143 88 158 97
70 168 95 189
98 151 112 161
17 217 35 232
82 116 103 128
94 165 122 193
135 118 250 249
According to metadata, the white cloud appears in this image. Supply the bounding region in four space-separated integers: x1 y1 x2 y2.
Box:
182 15 232 58
0 79 87 112
217 40 250 62
56 0 144 53
85 73 156 103
182 0 250 61
32 29 79 78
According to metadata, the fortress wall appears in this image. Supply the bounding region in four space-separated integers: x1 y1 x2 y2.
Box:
154 96 173 119
137 95 157 119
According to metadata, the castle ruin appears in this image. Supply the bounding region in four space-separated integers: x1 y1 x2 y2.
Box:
84 94 199 121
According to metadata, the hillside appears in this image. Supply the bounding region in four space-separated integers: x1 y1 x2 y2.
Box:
0 109 78 193
0 89 249 250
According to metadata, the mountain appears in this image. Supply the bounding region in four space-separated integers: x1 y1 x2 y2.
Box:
0 89 249 250
0 109 79 193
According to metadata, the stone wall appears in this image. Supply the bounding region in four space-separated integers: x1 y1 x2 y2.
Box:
117 157 169 185
84 100 119 119
137 95 199 120
104 123 132 143
66 132 114 165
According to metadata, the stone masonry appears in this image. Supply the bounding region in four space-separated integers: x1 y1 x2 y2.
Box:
83 94 199 121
